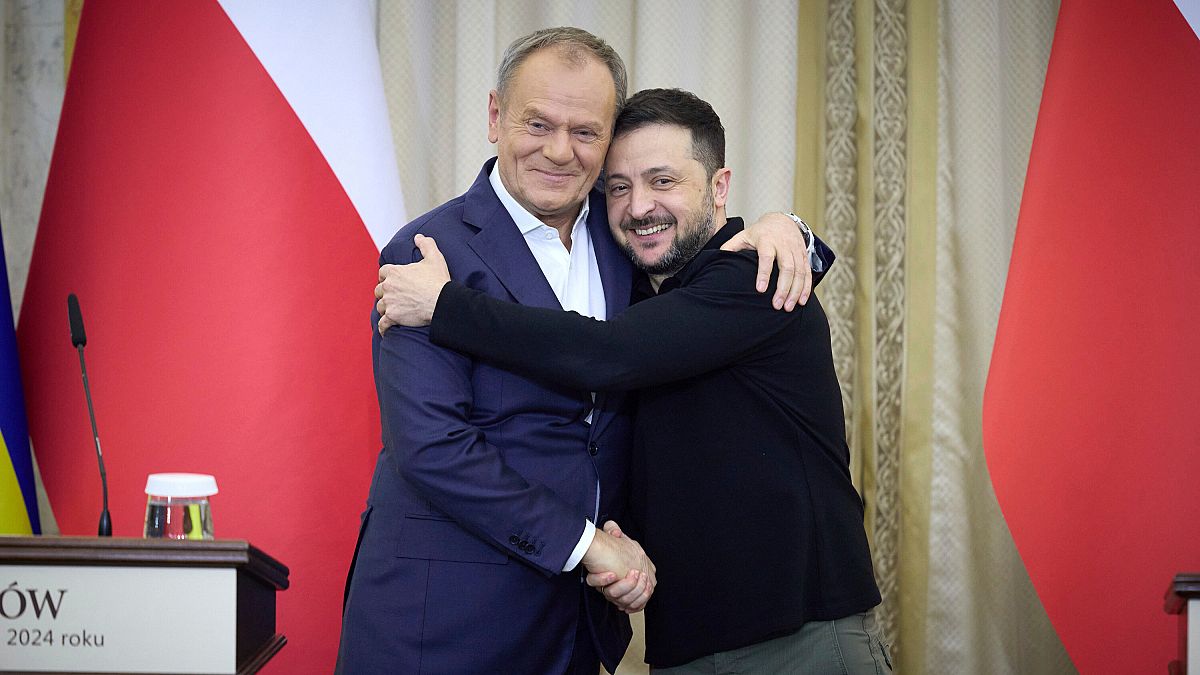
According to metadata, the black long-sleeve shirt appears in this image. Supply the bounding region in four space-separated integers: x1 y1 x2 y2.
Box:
429 218 881 667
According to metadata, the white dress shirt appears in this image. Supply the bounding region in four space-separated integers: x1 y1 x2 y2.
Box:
488 165 603 572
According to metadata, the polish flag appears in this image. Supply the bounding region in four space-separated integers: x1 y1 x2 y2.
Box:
17 2 403 671
983 1 1200 672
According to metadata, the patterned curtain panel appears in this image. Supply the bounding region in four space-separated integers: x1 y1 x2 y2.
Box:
801 0 1076 672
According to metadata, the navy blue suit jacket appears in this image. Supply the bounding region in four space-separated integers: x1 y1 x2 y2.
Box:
337 159 635 674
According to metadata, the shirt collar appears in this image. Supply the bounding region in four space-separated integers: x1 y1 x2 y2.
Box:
489 161 590 235
702 217 743 251
632 217 744 302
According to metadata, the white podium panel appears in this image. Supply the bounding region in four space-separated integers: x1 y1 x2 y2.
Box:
0 565 237 674
1168 573 1200 675
0 536 287 675
1190 600 1200 675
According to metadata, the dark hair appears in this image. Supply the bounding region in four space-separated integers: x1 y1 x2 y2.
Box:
613 88 725 176
496 27 627 115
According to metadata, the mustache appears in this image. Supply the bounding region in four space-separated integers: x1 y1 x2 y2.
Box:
622 214 676 230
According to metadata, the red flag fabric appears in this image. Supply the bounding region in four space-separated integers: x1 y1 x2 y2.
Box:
17 2 400 671
984 1 1200 672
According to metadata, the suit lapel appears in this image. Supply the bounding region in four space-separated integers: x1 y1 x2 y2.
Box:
464 165 628 440
462 160 562 311
585 188 633 441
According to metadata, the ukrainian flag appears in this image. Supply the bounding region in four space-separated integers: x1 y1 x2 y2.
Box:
0 235 38 534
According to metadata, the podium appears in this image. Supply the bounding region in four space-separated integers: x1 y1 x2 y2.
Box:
0 536 288 674
1167 573 1200 675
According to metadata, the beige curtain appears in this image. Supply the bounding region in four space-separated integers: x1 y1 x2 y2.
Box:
795 0 1075 672
377 0 803 227
1 1 68 319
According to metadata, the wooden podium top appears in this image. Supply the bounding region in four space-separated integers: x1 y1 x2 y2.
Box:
1165 573 1200 615
0 536 289 590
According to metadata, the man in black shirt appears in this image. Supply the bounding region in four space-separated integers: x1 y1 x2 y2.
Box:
376 89 889 673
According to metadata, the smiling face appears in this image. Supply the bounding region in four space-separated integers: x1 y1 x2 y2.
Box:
488 47 616 232
605 123 730 279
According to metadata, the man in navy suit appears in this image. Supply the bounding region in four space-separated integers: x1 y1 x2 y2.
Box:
337 27 815 675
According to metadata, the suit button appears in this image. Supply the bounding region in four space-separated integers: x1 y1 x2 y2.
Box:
588 442 599 456
509 535 520 545
519 539 529 550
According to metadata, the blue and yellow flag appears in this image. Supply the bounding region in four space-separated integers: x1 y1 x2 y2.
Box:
0 234 38 534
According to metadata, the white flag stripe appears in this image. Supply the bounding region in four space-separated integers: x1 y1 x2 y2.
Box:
1177 0 1200 40
217 0 406 250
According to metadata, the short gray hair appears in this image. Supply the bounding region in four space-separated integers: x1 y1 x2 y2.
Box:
496 27 628 117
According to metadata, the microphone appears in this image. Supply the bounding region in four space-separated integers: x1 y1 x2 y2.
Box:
67 294 111 536
68 294 86 347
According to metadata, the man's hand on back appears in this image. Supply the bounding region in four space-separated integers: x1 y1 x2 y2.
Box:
722 211 812 311
376 234 451 333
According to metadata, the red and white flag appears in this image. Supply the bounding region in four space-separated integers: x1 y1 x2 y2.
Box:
17 1 403 670
984 1 1200 671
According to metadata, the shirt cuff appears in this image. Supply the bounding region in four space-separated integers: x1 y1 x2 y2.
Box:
807 233 823 273
563 520 596 572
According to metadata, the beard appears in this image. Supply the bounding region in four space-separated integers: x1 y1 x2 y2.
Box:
618 188 716 277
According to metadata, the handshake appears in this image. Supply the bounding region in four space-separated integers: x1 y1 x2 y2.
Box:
580 521 657 614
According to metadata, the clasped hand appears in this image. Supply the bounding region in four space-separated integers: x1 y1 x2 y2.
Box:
581 521 657 614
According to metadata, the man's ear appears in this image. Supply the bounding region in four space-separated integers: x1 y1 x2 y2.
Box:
711 167 732 208
488 90 501 144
